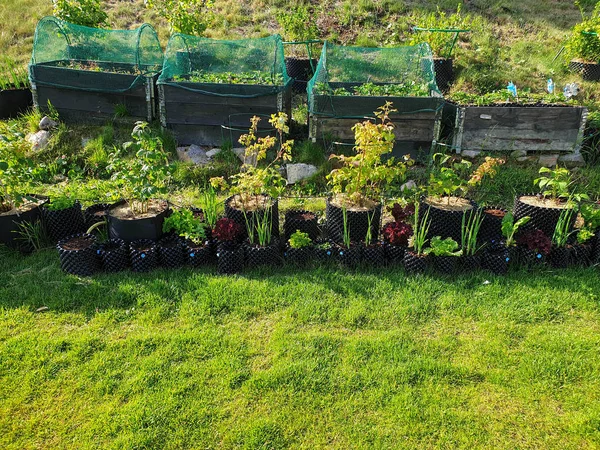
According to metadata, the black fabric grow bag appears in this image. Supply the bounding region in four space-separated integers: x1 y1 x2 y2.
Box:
186 239 214 267
217 243 244 275
479 206 507 245
433 255 460 275
513 195 575 238
284 246 315 266
482 248 511 275
422 197 477 243
460 254 481 273
333 243 362 268
107 200 170 242
569 60 600 81
362 244 385 267
83 203 110 230
403 251 428 274
43 200 85 242
244 239 281 268
158 235 186 268
284 209 320 242
515 247 546 269
549 246 572 269
225 195 279 240
97 238 129 272
57 233 99 276
326 199 381 244
130 239 159 272
571 242 592 267
0 88 33 119
0 195 48 253
384 242 406 266
314 241 334 262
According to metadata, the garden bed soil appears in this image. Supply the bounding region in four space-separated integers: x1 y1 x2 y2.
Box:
513 194 575 237
57 233 99 276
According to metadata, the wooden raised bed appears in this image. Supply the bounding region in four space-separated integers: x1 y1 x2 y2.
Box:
158 82 292 146
30 61 158 123
452 104 588 154
309 83 443 155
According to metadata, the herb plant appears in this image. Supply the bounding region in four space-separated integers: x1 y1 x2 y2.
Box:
315 81 430 98
328 102 412 208
552 208 576 248
175 71 284 86
200 187 220 230
244 208 272 247
162 209 207 243
424 236 462 256
45 195 76 212
288 230 312 249
449 90 570 106
577 226 595 244
108 122 173 215
410 203 431 255
501 212 531 247
342 207 351 249
461 208 484 256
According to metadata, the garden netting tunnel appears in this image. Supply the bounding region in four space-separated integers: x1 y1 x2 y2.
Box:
29 17 163 122
307 42 444 156
157 34 292 146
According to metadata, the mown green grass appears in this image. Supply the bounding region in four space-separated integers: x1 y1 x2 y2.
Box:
1 246 600 449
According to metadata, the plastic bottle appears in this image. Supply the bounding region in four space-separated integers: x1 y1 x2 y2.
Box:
507 81 517 97
547 78 554 94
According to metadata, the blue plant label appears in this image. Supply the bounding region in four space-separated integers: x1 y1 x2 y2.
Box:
190 253 195 258
141 253 146 259
326 251 331 256
340 251 344 256
505 257 510 262
97 250 101 255
537 253 542 259
507 81 517 97
284 252 287 257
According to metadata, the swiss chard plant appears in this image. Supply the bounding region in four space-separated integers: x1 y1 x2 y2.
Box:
108 122 173 215
501 212 531 247
162 209 207 244
328 102 413 208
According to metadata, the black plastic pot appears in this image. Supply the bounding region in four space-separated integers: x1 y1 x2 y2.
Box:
186 239 214 267
326 199 381 244
0 195 48 253
284 209 320 242
57 233 99 276
569 60 600 81
83 203 110 230
433 57 453 92
217 243 244 275
384 242 406 266
592 231 600 264
42 200 86 242
513 195 575 238
479 206 507 245
314 241 334 262
515 247 546 269
225 195 279 240
333 243 362 268
285 57 317 92
244 239 281 268
130 239 159 273
97 239 129 272
460 254 481 273
158 235 186 268
284 246 314 266
107 200 170 243
482 248 511 275
422 197 478 244
433 255 460 275
362 243 385 267
571 242 592 267
0 88 33 119
549 246 572 269
403 251 428 274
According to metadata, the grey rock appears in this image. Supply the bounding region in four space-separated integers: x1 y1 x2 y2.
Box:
461 150 482 159
400 180 417 191
538 154 559 168
206 148 222 158
516 156 537 163
177 144 210 165
510 149 528 158
39 116 58 131
286 163 318 184
26 130 50 151
234 147 257 166
558 152 585 167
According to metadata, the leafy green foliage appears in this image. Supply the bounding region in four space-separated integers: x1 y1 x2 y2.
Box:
108 122 173 215
315 81 430 97
276 6 319 42
424 236 462 256
145 0 214 36
200 187 220 230
328 102 412 207
162 209 207 243
410 202 431 255
288 230 312 249
175 71 284 86
552 208 576 248
564 1 600 62
45 195 76 211
534 167 572 200
0 157 36 210
461 208 484 256
449 90 571 106
580 203 600 229
0 59 29 90
501 212 531 247
52 0 108 28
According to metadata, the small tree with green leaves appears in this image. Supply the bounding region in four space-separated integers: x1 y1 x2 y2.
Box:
53 0 108 28
565 1 600 63
145 0 213 36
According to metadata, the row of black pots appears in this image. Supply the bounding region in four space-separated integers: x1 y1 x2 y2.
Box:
0 194 48 253
0 87 33 120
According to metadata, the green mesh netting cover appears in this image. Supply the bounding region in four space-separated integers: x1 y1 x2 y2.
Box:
308 42 442 117
30 16 163 93
158 34 291 97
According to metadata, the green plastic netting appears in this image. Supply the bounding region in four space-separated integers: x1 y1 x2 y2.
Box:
30 17 163 93
158 34 291 97
308 42 442 117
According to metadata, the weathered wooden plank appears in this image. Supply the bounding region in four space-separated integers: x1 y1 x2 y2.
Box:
461 130 581 152
462 106 583 131
161 84 282 107
162 101 280 126
312 93 442 117
314 116 437 142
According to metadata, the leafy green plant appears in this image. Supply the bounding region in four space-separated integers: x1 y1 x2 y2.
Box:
364 209 376 247
564 1 600 63
13 219 50 252
424 236 462 256
244 208 272 247
200 187 220 230
342 207 351 249
53 0 108 28
108 122 173 215
0 60 29 91
145 0 214 36
44 195 76 211
534 167 572 200
175 71 284 86
552 208 576 248
163 209 207 243
449 90 570 106
288 230 312 249
501 212 531 247
410 203 431 255
328 102 412 208
315 82 430 97
0 157 36 211
580 203 600 230
577 226 595 244
461 208 484 256
277 6 319 43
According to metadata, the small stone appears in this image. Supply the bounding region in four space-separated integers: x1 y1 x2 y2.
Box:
400 180 417 191
206 148 221 158
286 163 318 184
461 150 482 159
177 144 209 165
26 130 50 151
234 147 257 166
39 116 58 131
558 153 585 167
538 154 559 168
510 149 528 158
516 156 537 163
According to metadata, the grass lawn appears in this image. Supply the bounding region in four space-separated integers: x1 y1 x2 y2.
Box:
1 247 600 449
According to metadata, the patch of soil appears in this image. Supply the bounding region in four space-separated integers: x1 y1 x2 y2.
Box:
110 199 168 220
291 212 316 221
329 194 378 211
93 210 106 217
132 244 153 252
484 208 507 218
61 236 93 251
0 198 45 217
519 195 570 209
229 194 273 212
426 196 473 212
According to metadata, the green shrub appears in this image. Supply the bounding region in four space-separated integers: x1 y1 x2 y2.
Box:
53 0 108 28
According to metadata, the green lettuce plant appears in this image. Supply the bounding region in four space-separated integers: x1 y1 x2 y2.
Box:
425 236 462 256
288 230 312 249
163 209 207 243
